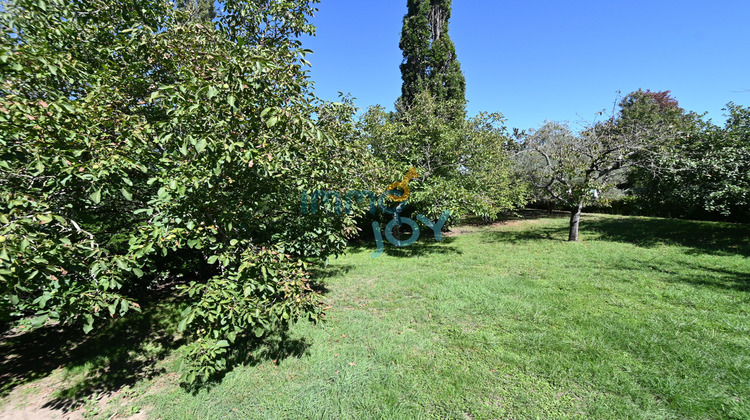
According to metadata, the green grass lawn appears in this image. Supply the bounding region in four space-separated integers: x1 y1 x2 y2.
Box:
3 213 750 419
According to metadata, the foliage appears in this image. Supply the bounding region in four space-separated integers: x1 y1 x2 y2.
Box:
618 91 749 221
360 92 526 223
0 0 365 384
358 0 524 226
398 0 466 121
517 100 683 241
694 103 750 217
177 0 216 23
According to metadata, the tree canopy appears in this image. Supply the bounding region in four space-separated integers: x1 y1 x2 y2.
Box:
398 0 466 121
0 0 367 384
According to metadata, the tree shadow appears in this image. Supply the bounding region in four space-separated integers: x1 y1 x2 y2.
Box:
666 263 750 292
0 298 186 410
181 328 312 394
481 224 570 244
479 213 750 292
581 256 750 293
347 236 462 258
584 217 750 258
480 212 750 259
307 264 355 294
1 291 322 410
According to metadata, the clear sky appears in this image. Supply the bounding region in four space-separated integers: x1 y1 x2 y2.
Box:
301 0 750 130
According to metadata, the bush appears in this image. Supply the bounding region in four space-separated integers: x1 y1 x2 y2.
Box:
0 0 364 383
359 92 527 224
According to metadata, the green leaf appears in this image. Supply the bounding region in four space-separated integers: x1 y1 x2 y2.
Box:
196 139 207 153
119 300 129 316
90 189 102 204
266 116 278 128
121 188 133 201
31 314 48 328
227 95 235 108
37 214 53 224
207 86 218 99
83 314 94 333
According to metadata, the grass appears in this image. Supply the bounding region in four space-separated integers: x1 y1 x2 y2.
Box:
2 213 749 418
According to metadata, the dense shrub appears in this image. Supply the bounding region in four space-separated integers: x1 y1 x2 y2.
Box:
360 93 527 224
0 0 366 383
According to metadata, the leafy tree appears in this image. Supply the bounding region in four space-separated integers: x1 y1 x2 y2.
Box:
617 91 748 221
616 90 706 218
361 92 526 223
636 103 750 220
0 0 365 384
518 105 681 241
398 0 465 121
360 0 523 226
178 0 216 23
696 103 750 218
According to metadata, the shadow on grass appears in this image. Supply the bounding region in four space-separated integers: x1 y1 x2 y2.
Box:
669 263 750 292
584 217 750 258
482 212 750 258
0 299 186 411
347 235 461 258
481 212 750 292
1 285 332 409
180 328 312 395
481 224 570 244
309 264 354 280
588 255 750 293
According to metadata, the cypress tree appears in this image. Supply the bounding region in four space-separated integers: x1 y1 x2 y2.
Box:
177 0 216 24
398 0 466 119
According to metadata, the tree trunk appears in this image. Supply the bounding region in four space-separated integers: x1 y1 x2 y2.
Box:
568 203 583 242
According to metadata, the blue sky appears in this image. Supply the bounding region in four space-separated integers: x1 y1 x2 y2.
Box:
301 0 750 130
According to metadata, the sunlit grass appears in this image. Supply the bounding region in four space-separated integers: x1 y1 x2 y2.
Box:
2 213 748 419
135 213 750 419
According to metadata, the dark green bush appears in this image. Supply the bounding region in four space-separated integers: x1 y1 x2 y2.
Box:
0 0 366 383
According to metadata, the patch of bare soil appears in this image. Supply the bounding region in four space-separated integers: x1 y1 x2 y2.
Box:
0 375 148 420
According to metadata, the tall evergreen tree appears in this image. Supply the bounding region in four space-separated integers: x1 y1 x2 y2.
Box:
398 0 466 120
177 0 216 24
